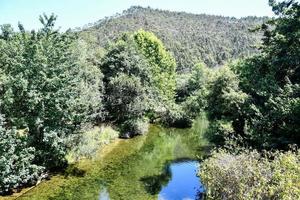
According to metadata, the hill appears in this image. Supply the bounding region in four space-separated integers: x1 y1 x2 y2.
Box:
80 6 268 71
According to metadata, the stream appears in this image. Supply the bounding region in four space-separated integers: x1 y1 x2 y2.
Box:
17 118 208 200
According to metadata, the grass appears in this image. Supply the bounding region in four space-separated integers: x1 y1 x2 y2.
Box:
66 125 119 162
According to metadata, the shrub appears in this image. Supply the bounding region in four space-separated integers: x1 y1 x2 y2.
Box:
0 115 43 195
199 149 300 200
205 120 235 146
120 118 149 138
159 103 186 127
67 126 119 161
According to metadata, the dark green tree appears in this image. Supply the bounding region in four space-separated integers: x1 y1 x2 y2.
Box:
207 0 300 148
101 33 151 136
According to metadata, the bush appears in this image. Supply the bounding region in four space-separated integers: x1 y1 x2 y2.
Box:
120 118 149 138
199 149 300 200
67 126 119 161
205 120 236 146
168 63 211 128
0 115 43 195
159 103 186 127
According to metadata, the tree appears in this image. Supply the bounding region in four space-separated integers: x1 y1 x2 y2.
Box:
168 63 212 127
106 73 148 136
133 30 177 102
206 66 248 145
207 0 300 148
101 30 178 134
100 33 151 136
0 115 43 195
0 14 103 169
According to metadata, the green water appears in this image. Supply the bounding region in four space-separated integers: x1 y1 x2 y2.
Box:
18 118 208 200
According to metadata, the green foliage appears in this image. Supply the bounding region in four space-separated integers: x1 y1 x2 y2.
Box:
200 149 300 200
134 29 177 101
161 63 212 128
0 115 43 195
216 0 300 148
207 66 248 121
120 118 149 137
101 30 177 133
100 34 152 124
205 66 249 145
105 73 149 137
100 33 151 136
205 120 235 146
67 125 119 161
159 102 186 127
0 14 103 169
81 6 266 71
179 63 212 125
106 74 147 122
100 33 151 84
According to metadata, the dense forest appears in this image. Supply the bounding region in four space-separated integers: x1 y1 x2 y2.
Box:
79 6 267 71
0 0 299 199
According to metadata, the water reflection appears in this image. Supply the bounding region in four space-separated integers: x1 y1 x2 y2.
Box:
140 164 172 195
22 118 209 200
98 188 110 200
145 160 204 200
96 121 208 200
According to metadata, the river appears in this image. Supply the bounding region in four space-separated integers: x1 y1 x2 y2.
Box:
16 118 208 200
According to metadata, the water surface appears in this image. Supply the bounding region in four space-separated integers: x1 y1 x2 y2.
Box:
17 118 208 200
158 160 204 200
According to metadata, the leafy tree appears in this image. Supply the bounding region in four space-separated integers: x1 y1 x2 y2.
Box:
206 0 300 148
106 74 146 122
207 67 248 122
0 115 43 195
206 66 248 145
101 30 177 133
133 29 177 101
100 33 151 136
167 63 212 127
0 14 103 169
100 33 151 86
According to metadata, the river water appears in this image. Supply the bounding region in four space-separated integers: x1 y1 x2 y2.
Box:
18 118 208 200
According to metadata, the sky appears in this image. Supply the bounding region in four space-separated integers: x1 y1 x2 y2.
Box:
0 0 274 31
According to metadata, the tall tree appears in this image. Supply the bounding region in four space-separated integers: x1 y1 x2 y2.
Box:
133 30 177 102
0 14 103 169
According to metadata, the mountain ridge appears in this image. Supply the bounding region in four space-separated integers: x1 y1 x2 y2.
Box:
81 6 268 71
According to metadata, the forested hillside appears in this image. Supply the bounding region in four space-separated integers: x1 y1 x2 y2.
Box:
80 6 267 71
1 0 299 199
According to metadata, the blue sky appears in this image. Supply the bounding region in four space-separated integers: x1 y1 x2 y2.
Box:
0 0 274 31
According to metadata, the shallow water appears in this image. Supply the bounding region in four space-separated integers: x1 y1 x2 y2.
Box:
17 118 208 200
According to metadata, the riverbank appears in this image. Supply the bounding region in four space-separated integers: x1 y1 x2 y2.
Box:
1 118 208 200
0 125 121 200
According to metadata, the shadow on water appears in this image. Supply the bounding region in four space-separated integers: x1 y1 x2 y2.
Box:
150 159 205 200
140 163 172 195
140 157 207 198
